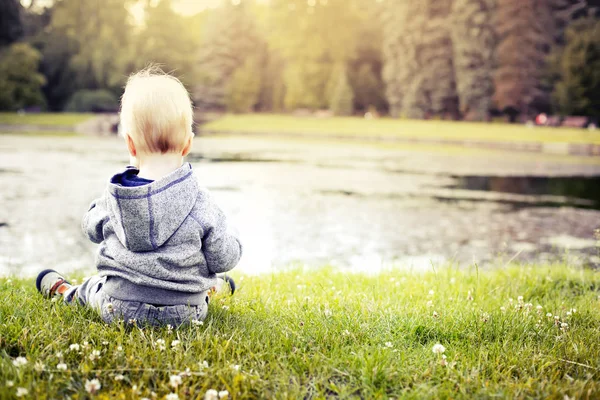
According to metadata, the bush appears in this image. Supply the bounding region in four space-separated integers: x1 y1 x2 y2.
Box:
0 43 46 111
65 90 119 113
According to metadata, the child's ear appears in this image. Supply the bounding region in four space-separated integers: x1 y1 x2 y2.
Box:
182 137 192 157
126 134 137 157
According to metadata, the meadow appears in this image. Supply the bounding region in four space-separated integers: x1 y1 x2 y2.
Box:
0 113 94 127
203 114 600 145
1 265 599 399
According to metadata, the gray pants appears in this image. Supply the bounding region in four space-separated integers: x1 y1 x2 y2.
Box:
64 276 209 326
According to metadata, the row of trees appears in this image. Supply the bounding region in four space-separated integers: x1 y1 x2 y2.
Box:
0 0 599 120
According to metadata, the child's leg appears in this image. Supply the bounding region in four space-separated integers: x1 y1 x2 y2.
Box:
36 269 106 310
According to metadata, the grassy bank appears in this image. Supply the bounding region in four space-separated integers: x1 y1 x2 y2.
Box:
0 113 94 127
203 114 600 145
1 265 599 399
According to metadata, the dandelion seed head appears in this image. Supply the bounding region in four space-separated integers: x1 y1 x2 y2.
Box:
218 390 229 399
169 374 182 388
6 380 14 387
12 357 28 367
166 393 179 400
171 340 181 348
432 343 446 354
69 343 80 351
546 313 553 318
57 363 67 371
16 388 29 398
205 389 219 400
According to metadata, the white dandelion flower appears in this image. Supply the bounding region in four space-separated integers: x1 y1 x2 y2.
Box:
102 341 109 346
218 390 229 399
169 374 182 388
232 364 240 371
166 393 179 400
561 322 569 329
84 379 101 394
116 346 123 352
428 290 435 296
56 352 63 359
536 305 543 311
432 343 446 354
204 389 219 400
171 340 181 348
500 306 506 312
191 319 203 326
69 343 80 352
432 311 439 318
546 312 552 318
6 380 14 387
517 296 524 303
57 363 67 371
114 374 125 381
384 342 393 348
34 361 44 372
89 350 101 361
167 324 173 332
16 388 29 398
199 360 209 369
343 329 350 336
426 300 433 308
12 357 28 367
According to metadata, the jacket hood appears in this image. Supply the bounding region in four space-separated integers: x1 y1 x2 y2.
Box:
106 163 198 252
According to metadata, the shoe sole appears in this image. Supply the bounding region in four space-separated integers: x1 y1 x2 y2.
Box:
36 269 59 293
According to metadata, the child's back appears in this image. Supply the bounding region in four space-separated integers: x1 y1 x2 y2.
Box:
36 67 242 326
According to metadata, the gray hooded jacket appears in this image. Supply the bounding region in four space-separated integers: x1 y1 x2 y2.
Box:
82 163 242 306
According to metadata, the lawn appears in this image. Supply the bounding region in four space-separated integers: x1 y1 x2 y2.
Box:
1 265 599 399
202 114 600 145
0 113 94 127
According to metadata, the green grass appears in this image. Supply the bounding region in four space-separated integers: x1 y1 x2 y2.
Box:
0 113 94 127
1 265 600 399
203 114 600 145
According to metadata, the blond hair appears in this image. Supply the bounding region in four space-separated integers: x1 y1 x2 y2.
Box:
120 66 193 154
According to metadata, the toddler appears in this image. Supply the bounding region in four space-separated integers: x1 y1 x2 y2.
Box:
36 67 242 326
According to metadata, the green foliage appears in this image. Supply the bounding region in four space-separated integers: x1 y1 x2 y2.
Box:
131 0 200 88
550 17 600 117
196 2 262 111
329 69 354 116
226 58 262 113
48 0 132 91
451 0 495 121
1 265 600 398
64 90 118 113
0 43 46 111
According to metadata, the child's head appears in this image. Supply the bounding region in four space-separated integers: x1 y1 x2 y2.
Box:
120 66 193 158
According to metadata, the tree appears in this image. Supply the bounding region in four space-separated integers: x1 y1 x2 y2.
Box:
451 0 496 121
48 0 133 92
550 17 600 117
226 57 262 113
494 0 584 120
133 0 201 88
350 64 386 113
382 0 458 119
195 1 262 111
0 0 23 47
0 43 46 110
329 68 354 116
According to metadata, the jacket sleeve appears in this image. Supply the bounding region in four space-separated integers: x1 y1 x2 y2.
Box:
81 195 109 244
201 198 243 274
